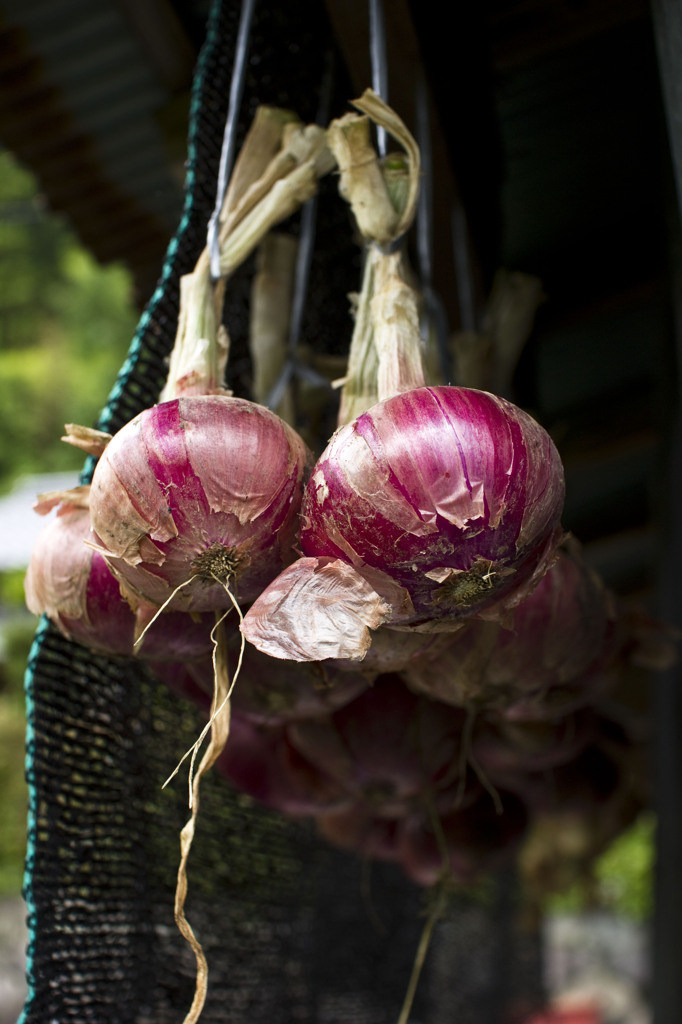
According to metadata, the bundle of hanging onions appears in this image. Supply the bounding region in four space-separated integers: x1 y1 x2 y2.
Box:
25 104 342 1024
241 92 566 663
23 85 677 1024
24 494 214 661
401 536 621 715
88 109 336 622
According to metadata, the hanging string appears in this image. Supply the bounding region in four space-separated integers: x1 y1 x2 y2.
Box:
369 0 389 156
451 203 477 333
415 70 452 383
207 0 257 280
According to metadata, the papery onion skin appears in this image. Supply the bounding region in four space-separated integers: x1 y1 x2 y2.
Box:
186 642 370 725
89 395 310 612
239 556 393 662
299 386 565 625
24 506 214 660
398 789 529 887
403 541 618 712
215 711 351 817
287 673 470 817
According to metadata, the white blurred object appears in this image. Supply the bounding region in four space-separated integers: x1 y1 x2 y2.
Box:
554 969 650 1024
545 913 651 1024
0 472 78 571
0 896 27 1024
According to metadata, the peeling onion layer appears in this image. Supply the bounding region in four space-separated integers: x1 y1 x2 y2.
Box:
299 385 566 624
89 394 311 612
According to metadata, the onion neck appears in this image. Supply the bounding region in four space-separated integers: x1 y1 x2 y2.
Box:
337 245 426 425
372 250 426 401
160 109 335 405
160 258 228 401
330 94 426 426
336 251 381 426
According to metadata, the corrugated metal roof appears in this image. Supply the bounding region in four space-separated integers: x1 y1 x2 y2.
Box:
0 0 196 298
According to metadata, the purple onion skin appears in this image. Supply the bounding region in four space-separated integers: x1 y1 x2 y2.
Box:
299 386 565 625
82 551 214 661
63 546 137 656
398 789 529 887
24 506 214 660
215 712 351 817
287 673 469 815
187 644 370 725
89 396 310 612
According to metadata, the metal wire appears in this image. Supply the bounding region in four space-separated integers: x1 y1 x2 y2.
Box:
207 0 257 279
369 0 388 156
415 72 434 292
415 71 452 383
264 51 336 412
451 203 477 333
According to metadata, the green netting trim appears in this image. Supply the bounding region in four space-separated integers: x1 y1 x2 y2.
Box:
13 5 547 1020
18 615 50 1024
93 0 224 446
21 0 228 1009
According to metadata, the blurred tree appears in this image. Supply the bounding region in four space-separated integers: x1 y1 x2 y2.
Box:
0 149 139 492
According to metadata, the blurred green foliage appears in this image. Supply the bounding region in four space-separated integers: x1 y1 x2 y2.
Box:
0 695 29 895
0 568 28 608
0 149 139 493
0 146 139 894
546 812 655 922
0 607 37 896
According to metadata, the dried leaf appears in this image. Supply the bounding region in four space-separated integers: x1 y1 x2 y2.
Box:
33 485 90 516
61 424 112 457
241 557 392 661
350 89 421 239
250 232 298 423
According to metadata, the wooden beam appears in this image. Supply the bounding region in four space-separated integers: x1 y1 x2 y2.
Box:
113 0 197 93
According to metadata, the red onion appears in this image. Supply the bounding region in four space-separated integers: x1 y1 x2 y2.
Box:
287 674 471 817
403 540 618 713
398 789 529 887
24 504 214 660
299 386 565 626
470 707 596 776
215 711 351 817
502 741 623 815
240 386 564 661
186 643 370 725
89 394 310 613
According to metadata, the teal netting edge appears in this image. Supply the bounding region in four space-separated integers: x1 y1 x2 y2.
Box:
20 0 228 1015
93 0 223 446
19 615 50 1023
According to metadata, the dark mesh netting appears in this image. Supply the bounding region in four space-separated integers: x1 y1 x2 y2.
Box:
20 2 546 1021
